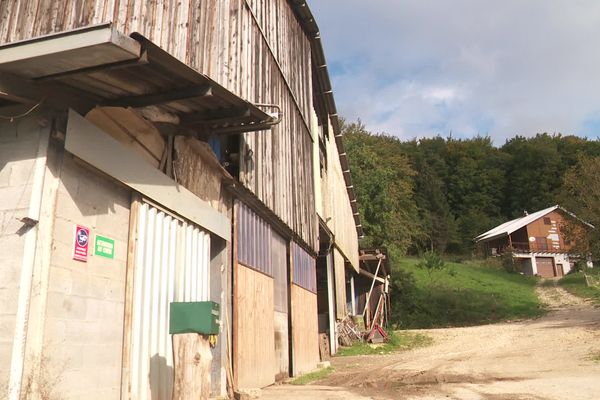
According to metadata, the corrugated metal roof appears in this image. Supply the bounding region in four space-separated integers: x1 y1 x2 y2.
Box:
476 205 560 241
0 24 274 135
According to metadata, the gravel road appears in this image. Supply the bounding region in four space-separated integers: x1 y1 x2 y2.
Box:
262 281 600 400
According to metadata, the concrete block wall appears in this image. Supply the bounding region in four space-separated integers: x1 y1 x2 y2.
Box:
0 117 47 391
42 155 130 399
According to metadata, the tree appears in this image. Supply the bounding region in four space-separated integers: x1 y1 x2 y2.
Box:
342 120 424 256
559 156 600 259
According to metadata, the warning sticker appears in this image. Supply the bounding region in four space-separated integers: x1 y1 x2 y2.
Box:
73 224 90 262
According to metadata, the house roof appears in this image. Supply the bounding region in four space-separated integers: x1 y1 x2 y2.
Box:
476 205 594 242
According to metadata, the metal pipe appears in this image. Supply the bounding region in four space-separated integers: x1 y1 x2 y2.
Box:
8 125 50 400
326 252 336 354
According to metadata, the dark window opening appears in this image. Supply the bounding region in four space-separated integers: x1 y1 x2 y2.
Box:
543 217 551 225
222 134 241 179
319 139 327 177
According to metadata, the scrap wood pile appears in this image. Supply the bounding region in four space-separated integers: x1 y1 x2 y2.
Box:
336 316 362 346
336 294 390 347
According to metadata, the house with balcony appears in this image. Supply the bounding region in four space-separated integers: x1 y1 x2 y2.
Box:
476 205 594 277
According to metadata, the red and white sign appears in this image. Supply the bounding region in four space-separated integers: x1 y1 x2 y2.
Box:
73 224 90 262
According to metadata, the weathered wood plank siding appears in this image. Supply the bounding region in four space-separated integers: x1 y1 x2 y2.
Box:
233 263 276 389
318 126 360 269
0 0 318 250
290 284 319 376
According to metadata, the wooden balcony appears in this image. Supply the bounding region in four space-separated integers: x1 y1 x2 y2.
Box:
506 241 569 254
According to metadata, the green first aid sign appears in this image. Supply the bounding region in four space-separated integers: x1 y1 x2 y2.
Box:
94 235 115 259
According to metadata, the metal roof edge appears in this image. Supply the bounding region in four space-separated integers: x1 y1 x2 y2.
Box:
288 0 364 239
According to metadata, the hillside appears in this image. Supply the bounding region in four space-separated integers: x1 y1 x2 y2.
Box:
390 258 545 329
342 120 600 257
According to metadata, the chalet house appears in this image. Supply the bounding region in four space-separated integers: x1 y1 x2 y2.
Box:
476 205 594 278
0 1 361 399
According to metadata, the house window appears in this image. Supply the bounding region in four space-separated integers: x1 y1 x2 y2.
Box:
543 217 551 225
535 237 548 251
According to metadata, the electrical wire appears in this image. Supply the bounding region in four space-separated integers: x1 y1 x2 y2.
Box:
0 97 46 122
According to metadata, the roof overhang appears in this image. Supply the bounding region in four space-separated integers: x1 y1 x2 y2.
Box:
359 247 388 277
0 24 276 135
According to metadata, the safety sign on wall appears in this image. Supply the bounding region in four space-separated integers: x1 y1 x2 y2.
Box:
73 224 90 262
94 234 115 259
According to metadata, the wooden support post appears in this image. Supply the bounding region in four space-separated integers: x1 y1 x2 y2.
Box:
172 334 212 400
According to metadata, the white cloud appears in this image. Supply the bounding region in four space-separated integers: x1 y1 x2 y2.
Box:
310 0 600 142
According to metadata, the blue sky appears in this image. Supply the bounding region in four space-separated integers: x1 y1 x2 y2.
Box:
309 1 600 143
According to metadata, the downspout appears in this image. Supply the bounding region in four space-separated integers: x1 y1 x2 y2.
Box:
8 127 50 400
325 251 336 355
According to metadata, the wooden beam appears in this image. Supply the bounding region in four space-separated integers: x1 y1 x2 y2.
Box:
0 73 44 104
181 107 250 126
103 83 212 108
0 71 99 114
359 268 385 284
153 122 199 138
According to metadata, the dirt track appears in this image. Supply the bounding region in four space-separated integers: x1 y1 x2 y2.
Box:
262 282 600 400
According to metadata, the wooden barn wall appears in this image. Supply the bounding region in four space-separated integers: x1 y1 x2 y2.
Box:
0 0 318 251
233 263 275 389
318 123 359 269
290 284 319 376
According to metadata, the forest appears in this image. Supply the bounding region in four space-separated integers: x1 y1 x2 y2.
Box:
342 121 600 260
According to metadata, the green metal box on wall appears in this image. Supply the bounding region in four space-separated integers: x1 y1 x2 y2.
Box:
169 301 220 335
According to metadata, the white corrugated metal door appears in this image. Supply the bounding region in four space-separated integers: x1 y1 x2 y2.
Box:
130 203 211 400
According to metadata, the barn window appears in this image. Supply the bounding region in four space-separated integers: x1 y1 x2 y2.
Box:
291 242 317 293
543 217 551 225
236 201 273 276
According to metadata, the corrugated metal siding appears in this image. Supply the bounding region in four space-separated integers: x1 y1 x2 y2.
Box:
291 241 316 293
236 201 273 276
130 203 211 400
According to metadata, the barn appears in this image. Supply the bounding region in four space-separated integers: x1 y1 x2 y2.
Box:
0 1 361 399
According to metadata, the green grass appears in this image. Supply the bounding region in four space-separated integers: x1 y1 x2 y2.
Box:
336 331 432 357
558 270 600 305
391 257 546 329
289 367 334 385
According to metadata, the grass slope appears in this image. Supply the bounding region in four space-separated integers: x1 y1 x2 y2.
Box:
391 258 545 329
289 367 334 385
337 331 432 357
559 270 600 305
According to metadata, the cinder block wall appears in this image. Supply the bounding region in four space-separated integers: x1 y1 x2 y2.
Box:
0 117 48 391
42 155 131 399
